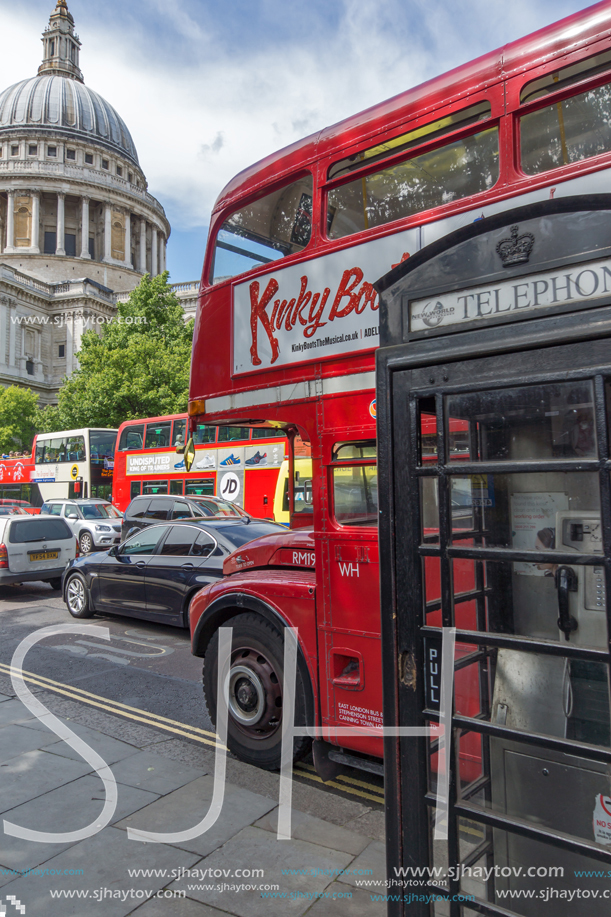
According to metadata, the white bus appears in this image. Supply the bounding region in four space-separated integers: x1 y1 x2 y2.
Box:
33 428 118 502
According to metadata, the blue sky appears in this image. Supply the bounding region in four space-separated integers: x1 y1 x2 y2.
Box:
0 0 598 282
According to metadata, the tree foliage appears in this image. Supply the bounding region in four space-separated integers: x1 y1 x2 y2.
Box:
37 273 193 431
0 386 39 453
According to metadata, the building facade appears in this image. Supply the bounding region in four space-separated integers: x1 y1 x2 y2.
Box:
0 0 181 405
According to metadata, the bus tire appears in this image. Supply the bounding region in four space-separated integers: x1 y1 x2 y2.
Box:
203 612 312 771
65 573 94 618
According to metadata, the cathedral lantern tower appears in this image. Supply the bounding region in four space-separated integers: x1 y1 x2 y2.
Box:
39 0 84 82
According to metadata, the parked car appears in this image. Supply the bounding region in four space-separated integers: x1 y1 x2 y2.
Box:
121 494 249 542
0 505 29 516
40 498 122 554
0 514 77 588
62 517 284 626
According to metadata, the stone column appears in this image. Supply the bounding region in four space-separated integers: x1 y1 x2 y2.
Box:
151 226 158 276
65 311 74 376
36 326 43 378
139 219 147 273
124 212 131 267
8 300 16 367
74 310 83 353
5 190 15 253
80 196 91 258
104 202 112 261
55 192 66 255
30 190 40 253
160 235 166 273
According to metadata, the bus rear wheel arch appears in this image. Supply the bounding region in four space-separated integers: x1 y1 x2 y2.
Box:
203 611 312 771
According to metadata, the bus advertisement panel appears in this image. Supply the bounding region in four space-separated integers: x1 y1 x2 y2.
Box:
33 428 117 502
0 453 41 511
113 413 287 519
185 3 611 780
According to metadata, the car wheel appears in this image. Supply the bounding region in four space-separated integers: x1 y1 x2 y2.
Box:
203 612 312 771
79 531 94 554
65 573 94 618
48 577 62 590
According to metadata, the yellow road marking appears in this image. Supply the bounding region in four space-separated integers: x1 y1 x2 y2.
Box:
0 663 221 749
293 765 385 804
0 662 217 738
0 663 386 805
297 760 384 797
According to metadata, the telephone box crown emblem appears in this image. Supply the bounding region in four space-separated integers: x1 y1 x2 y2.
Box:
496 225 535 266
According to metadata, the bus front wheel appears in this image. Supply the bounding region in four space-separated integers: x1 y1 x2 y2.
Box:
203 612 312 771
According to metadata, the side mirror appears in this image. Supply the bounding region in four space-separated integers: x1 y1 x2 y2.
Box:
67 512 78 519
108 545 119 557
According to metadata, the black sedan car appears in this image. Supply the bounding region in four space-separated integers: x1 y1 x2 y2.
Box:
62 517 284 627
120 494 249 541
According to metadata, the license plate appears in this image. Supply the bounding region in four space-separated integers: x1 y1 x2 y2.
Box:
29 550 59 562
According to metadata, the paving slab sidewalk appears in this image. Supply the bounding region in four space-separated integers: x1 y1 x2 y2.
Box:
0 689 387 917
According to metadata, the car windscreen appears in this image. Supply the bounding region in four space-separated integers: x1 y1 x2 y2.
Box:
192 498 245 517
214 522 285 549
80 504 113 519
9 518 72 543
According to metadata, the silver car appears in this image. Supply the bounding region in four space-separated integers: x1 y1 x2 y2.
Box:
0 514 77 588
40 498 122 554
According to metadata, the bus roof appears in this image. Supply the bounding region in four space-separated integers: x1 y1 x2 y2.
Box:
213 1 611 214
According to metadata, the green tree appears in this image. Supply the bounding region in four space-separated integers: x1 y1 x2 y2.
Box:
0 385 39 452
38 272 193 430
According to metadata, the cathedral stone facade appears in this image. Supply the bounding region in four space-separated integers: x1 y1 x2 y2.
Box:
0 0 192 406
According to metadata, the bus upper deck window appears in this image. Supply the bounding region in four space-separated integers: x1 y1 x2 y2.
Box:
210 174 313 285
218 426 250 442
326 101 497 240
144 422 172 449
520 50 611 175
172 419 186 446
193 424 216 445
252 427 286 440
118 424 144 451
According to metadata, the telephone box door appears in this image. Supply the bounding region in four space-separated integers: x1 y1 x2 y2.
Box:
384 341 611 916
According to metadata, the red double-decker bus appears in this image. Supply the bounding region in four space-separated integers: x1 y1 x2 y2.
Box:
187 3 611 773
113 412 288 519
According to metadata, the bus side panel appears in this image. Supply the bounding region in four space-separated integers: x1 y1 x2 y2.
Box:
325 541 383 757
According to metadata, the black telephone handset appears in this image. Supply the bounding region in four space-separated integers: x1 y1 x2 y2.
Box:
555 565 579 640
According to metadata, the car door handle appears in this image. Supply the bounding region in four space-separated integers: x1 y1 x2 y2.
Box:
181 562 194 568
135 561 146 568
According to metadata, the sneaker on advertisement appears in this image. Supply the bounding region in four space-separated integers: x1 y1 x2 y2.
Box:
196 454 215 469
220 453 240 466
174 458 185 470
245 451 268 466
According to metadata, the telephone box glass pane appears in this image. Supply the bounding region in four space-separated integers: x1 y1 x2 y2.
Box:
453 648 610 744
449 472 601 546
452 557 607 648
420 477 439 541
446 381 596 461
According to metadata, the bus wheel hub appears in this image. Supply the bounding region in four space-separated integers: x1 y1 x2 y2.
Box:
228 651 282 737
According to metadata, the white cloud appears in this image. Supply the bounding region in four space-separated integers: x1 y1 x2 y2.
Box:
0 0 594 239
